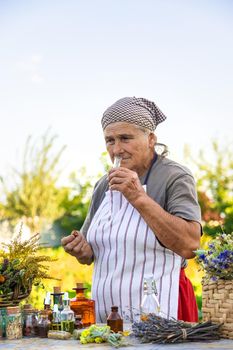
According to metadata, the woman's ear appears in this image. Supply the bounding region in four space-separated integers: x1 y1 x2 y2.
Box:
149 133 157 148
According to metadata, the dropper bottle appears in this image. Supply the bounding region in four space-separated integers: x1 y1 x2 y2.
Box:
51 304 61 331
44 292 53 322
60 292 75 334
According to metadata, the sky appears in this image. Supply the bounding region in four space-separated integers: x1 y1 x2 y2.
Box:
0 0 233 185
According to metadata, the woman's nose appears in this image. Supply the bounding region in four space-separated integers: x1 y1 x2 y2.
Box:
112 140 123 155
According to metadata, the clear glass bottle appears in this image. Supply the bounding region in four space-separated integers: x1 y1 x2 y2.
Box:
6 306 22 339
51 286 64 311
70 283 95 327
60 292 75 333
22 304 38 337
51 304 61 331
140 276 161 318
37 310 51 338
107 306 123 333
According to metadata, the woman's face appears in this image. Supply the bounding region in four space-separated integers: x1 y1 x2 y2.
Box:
104 122 156 175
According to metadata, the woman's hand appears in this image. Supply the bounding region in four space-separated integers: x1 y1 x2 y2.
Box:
108 167 146 204
61 230 93 265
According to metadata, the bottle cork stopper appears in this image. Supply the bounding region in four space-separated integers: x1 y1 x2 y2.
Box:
53 286 61 293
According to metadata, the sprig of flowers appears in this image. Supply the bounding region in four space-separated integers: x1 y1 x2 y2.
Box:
195 233 233 281
0 225 58 296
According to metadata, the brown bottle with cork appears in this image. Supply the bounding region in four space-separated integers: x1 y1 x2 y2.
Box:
107 306 123 333
70 283 95 327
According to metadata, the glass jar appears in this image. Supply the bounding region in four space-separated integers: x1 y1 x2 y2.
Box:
37 310 51 338
6 306 22 339
70 282 95 327
23 306 38 337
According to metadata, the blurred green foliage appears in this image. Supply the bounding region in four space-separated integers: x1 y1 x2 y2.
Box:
184 140 233 237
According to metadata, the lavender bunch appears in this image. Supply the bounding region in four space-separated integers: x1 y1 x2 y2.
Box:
195 233 233 281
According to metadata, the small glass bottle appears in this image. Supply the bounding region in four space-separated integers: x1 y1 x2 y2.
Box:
70 283 95 327
60 292 75 333
140 276 161 319
74 315 83 329
22 304 38 337
44 291 53 322
51 286 64 312
107 306 123 333
6 306 22 339
37 310 51 338
51 304 61 331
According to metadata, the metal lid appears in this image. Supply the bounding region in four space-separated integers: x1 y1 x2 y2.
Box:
6 306 20 315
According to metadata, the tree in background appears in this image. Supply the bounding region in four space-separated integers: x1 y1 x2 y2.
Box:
0 131 95 241
184 140 233 237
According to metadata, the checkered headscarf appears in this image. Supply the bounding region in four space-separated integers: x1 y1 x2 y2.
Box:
101 97 167 131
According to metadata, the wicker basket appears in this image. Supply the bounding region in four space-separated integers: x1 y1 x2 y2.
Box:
0 282 32 308
202 279 233 339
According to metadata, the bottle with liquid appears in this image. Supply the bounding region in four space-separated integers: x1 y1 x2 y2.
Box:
60 292 75 334
22 304 38 337
140 276 161 319
44 292 53 322
70 283 95 327
51 286 64 311
107 306 123 333
74 315 83 329
51 304 61 331
37 310 51 338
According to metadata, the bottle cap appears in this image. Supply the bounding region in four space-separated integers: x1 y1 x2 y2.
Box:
53 286 61 293
72 282 87 290
44 291 51 305
6 306 20 315
111 306 119 312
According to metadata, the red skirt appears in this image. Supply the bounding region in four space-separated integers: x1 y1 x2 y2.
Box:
177 268 198 322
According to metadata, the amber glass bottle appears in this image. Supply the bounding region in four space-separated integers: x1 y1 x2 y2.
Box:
70 283 95 327
107 306 123 333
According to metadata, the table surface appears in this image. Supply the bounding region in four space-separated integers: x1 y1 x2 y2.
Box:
0 337 233 350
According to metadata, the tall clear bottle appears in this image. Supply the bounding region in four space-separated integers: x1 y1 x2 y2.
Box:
51 304 61 331
60 292 75 334
140 276 161 319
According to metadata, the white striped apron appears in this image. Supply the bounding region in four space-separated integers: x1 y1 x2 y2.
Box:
86 188 181 323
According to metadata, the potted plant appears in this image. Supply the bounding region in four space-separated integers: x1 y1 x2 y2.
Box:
0 225 56 307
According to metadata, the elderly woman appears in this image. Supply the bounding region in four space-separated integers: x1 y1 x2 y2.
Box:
61 97 201 323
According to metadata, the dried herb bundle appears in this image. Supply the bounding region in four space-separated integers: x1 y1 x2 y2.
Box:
132 314 222 343
0 226 58 297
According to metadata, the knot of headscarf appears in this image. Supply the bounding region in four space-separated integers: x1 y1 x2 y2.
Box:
101 97 167 131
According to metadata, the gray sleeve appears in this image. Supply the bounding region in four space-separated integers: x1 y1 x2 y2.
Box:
166 173 201 223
